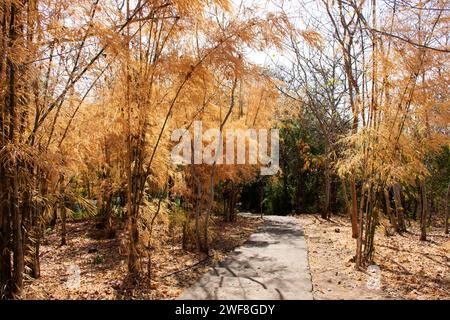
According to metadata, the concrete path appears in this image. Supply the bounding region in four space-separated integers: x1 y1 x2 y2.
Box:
179 215 313 300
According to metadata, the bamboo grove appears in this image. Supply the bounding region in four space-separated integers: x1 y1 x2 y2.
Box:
0 0 449 299
275 0 448 268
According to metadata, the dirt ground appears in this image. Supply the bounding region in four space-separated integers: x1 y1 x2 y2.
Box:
22 213 449 300
296 214 449 300
23 216 262 300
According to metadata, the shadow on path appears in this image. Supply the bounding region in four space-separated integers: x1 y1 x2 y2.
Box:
178 215 313 300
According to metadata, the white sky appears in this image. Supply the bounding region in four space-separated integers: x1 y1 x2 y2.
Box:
237 0 324 68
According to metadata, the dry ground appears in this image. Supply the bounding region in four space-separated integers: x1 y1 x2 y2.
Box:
296 214 449 300
23 216 262 300
22 213 449 300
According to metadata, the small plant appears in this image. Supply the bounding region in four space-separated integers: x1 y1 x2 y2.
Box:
92 255 105 265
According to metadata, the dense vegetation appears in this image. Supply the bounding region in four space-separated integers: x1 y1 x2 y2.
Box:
0 0 448 299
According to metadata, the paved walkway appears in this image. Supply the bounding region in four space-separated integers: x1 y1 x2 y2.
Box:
179 215 313 300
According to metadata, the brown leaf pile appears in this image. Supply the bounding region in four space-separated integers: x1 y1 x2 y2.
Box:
296 214 449 300
23 216 262 300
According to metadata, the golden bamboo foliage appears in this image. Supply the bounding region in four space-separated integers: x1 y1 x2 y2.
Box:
0 0 448 299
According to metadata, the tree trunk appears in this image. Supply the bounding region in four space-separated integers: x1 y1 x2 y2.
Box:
231 187 237 222
127 206 139 274
323 144 331 219
445 184 449 235
60 205 67 246
330 176 338 214
49 207 57 228
12 170 24 297
0 176 13 298
190 163 203 252
260 180 264 219
182 221 187 250
356 184 365 269
428 196 434 227
341 178 350 216
362 184 376 264
350 176 358 239
100 192 115 239
384 188 397 232
203 167 216 253
105 194 115 239
59 175 67 246
393 183 406 232
419 180 427 241
29 203 41 279
9 2 24 297
32 231 40 278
